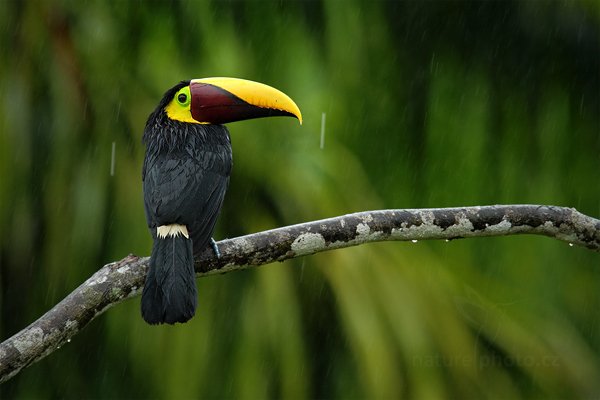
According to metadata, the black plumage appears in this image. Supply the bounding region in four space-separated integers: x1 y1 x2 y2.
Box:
139 77 300 324
141 81 232 325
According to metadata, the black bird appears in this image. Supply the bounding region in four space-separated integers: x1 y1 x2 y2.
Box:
141 77 301 325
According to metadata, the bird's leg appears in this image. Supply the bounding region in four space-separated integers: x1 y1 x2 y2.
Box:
210 238 221 258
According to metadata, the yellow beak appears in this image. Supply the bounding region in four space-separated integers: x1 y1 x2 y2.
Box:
189 77 302 125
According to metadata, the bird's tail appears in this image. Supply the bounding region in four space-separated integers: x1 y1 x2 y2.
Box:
141 224 197 325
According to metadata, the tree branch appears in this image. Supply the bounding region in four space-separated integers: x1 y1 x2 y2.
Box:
1 205 599 382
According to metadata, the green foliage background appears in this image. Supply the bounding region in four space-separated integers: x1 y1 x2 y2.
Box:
0 1 599 398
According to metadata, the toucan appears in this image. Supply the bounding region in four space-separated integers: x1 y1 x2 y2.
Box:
141 78 301 325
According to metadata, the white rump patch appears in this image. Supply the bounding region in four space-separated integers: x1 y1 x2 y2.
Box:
157 224 189 239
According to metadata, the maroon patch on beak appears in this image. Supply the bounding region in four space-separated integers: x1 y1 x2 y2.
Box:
190 82 294 124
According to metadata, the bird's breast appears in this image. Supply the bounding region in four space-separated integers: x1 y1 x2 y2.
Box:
142 125 232 228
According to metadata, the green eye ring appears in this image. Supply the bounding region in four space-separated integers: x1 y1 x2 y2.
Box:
175 87 191 107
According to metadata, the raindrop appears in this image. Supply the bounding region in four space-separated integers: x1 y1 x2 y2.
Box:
320 112 326 149
110 142 116 176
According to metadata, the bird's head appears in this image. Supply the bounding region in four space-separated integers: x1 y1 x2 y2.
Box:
154 77 302 126
143 77 301 150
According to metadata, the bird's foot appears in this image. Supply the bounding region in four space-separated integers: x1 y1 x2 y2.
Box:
210 238 221 258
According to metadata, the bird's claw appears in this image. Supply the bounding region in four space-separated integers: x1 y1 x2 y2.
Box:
210 238 221 258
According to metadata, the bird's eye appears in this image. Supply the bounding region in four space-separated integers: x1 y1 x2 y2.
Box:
177 93 188 104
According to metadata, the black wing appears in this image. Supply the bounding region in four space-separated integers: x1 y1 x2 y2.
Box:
143 130 232 254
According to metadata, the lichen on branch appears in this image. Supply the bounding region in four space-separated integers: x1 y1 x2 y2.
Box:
1 205 599 383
